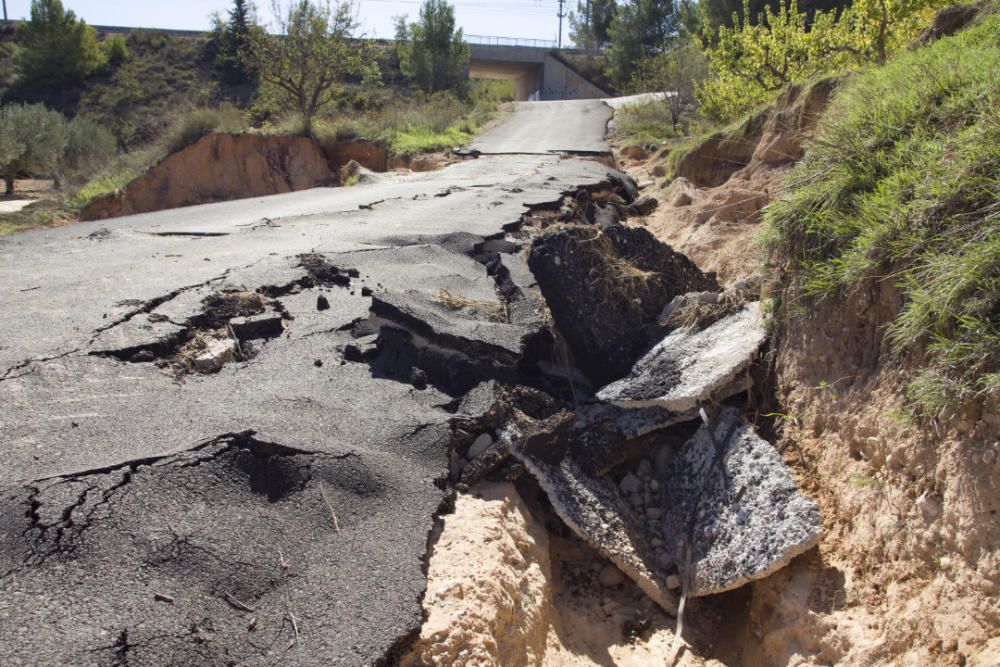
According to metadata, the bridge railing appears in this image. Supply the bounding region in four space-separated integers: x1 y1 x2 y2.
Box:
466 34 559 50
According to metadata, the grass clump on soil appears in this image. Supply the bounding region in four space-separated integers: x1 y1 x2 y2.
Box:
614 101 680 147
309 80 511 158
763 13 1000 414
0 200 76 237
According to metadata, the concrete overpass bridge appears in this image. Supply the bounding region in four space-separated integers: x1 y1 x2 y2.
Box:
467 35 611 101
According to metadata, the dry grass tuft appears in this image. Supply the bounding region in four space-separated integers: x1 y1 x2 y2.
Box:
435 288 507 323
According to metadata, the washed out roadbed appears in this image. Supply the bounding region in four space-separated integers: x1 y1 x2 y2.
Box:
0 99 819 665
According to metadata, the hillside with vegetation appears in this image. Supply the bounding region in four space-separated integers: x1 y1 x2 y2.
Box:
0 0 511 235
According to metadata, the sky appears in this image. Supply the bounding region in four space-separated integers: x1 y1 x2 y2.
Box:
3 0 575 43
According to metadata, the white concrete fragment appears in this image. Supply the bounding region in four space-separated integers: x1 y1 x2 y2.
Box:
662 408 821 596
192 338 237 373
597 302 768 411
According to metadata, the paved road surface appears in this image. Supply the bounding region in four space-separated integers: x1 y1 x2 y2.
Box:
0 102 613 665
469 99 612 154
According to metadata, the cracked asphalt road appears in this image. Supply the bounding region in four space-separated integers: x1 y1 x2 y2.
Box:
0 100 613 665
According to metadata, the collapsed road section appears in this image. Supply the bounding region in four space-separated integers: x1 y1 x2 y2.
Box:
0 100 818 665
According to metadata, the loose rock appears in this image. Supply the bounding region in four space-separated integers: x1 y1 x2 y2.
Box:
599 564 626 588
192 337 237 373
619 473 642 496
467 433 494 460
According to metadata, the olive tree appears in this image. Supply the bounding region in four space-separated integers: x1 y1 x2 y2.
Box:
0 103 68 194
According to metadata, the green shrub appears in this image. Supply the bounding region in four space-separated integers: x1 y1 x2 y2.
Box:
614 101 680 146
70 146 158 209
309 86 504 157
764 14 1000 412
102 35 130 66
59 116 118 183
698 0 948 121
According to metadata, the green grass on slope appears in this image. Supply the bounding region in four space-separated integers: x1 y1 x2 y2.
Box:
763 13 1000 414
614 101 680 146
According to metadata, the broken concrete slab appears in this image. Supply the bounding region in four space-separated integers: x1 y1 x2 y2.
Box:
528 224 717 387
598 302 767 412
228 312 285 340
505 425 680 616
661 408 821 596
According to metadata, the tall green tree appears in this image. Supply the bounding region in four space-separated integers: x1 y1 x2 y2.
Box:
214 0 262 83
394 0 470 94
14 0 106 89
245 1 377 135
569 0 617 53
0 103 68 194
606 0 679 88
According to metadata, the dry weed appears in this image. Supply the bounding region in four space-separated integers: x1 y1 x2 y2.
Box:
435 288 507 322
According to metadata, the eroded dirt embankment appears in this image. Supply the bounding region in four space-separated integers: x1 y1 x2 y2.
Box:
81 134 334 221
613 71 1000 665
80 133 452 221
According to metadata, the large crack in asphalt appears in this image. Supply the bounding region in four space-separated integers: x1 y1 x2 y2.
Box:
0 152 820 664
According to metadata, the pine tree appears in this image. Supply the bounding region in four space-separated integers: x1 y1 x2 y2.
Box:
395 0 470 94
569 0 616 53
606 0 679 88
15 0 106 89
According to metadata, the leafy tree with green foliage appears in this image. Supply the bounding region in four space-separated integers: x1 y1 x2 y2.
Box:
606 0 679 88
570 0 617 54
0 103 68 194
213 0 262 83
245 1 378 135
14 0 106 89
394 0 470 94
697 0 946 120
678 0 850 38
629 37 708 132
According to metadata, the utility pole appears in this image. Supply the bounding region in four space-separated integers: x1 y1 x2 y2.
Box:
3 0 8 22
557 0 567 49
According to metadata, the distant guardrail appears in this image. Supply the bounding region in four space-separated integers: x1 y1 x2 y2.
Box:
466 34 557 49
466 34 588 53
